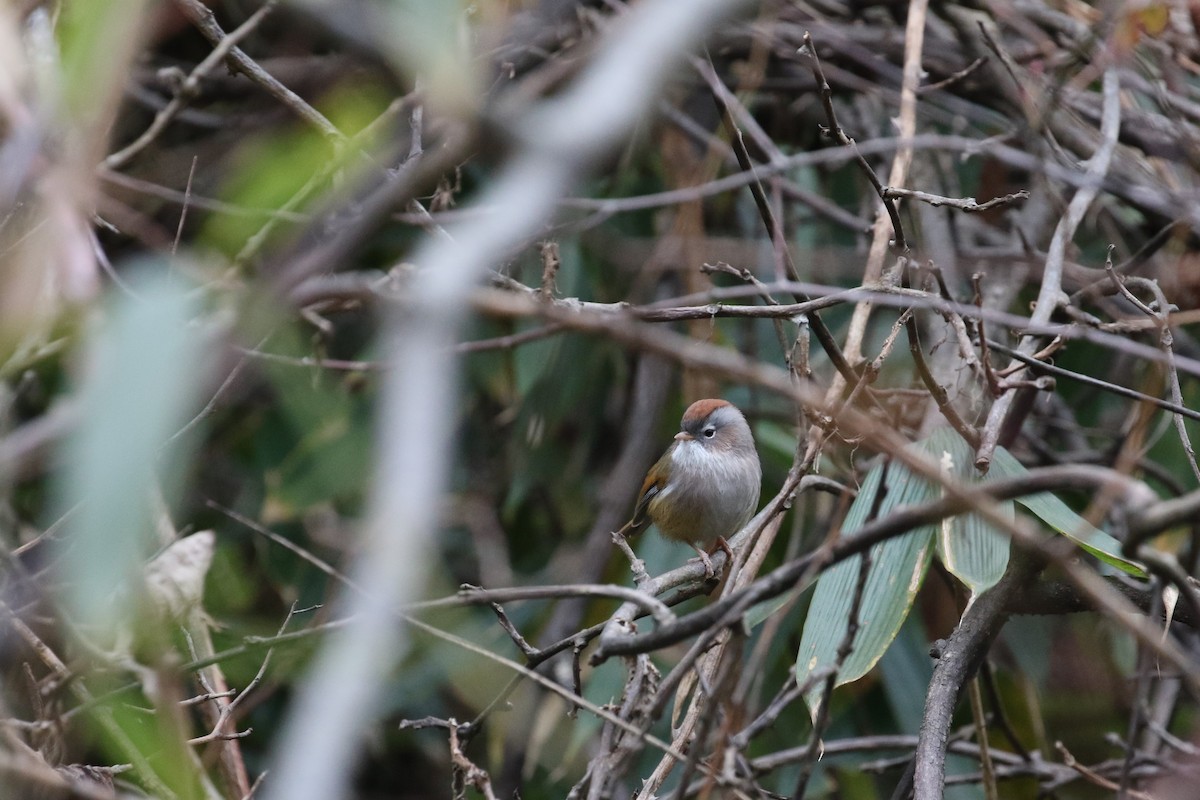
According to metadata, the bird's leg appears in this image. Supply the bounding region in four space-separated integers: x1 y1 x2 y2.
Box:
691 545 716 580
709 536 735 564
689 537 736 580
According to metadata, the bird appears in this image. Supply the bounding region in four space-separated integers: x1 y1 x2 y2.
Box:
620 399 762 576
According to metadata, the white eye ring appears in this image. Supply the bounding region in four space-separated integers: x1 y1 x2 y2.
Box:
703 427 716 438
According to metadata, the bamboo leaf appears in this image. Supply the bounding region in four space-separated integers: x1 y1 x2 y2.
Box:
925 428 1011 595
991 446 1146 577
796 458 937 719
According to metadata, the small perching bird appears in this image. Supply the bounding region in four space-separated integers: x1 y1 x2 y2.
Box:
620 399 762 576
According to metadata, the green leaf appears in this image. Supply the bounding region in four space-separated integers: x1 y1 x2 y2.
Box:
58 0 154 142
796 458 937 719
795 427 1147 722
57 267 205 633
878 615 935 732
924 428 1011 595
201 86 389 258
991 446 1146 577
744 590 797 630
754 420 802 464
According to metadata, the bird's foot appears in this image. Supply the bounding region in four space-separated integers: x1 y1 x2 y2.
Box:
690 547 717 581
711 536 735 563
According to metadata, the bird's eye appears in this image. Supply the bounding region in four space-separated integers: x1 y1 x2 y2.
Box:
703 427 716 438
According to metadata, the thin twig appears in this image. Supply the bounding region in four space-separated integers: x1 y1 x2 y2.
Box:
1056 742 1157 800
700 53 860 385
172 156 198 257
967 678 999 800
171 0 343 142
882 187 1029 213
1102 251 1200 485
799 33 907 251
106 2 279 169
901 260 980 446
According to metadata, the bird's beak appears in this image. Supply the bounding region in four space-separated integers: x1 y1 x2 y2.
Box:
674 431 694 441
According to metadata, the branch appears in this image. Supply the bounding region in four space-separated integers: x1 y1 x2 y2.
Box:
976 68 1122 469
881 187 1030 213
913 549 1044 800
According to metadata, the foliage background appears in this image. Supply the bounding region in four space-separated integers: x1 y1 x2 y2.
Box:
1 1 1200 799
